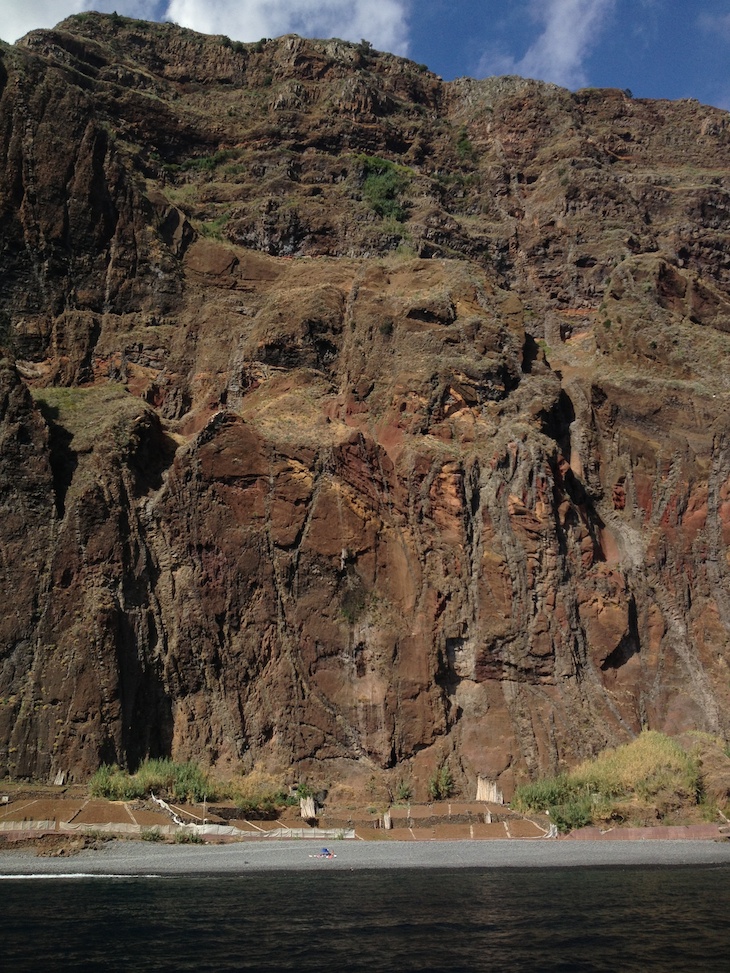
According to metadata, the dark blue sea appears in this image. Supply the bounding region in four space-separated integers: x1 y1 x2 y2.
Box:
2 866 728 972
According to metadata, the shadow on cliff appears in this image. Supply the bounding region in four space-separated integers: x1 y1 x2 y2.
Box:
540 387 607 562
116 611 174 770
34 400 77 517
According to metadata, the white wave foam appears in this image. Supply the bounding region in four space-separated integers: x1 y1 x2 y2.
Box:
0 873 160 880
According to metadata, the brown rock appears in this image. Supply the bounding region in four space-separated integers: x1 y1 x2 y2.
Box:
0 14 729 789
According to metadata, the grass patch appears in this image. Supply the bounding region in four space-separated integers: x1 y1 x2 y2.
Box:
90 758 214 803
32 384 139 452
198 211 231 240
227 766 298 818
180 150 239 173
513 731 702 832
154 149 241 177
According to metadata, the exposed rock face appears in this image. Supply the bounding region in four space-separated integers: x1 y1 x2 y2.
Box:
1 14 729 795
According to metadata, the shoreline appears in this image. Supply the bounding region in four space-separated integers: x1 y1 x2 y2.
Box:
1 837 730 876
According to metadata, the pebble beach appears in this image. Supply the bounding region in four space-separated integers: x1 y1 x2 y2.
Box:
2 837 730 876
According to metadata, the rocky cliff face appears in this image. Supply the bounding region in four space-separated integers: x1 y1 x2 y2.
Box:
1 13 729 796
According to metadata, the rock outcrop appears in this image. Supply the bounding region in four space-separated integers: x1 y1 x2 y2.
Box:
1 14 729 796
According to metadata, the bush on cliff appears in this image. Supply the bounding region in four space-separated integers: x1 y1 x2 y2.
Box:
512 731 702 831
355 154 411 222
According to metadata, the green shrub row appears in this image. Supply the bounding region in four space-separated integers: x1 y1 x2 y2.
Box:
512 731 702 832
90 758 213 803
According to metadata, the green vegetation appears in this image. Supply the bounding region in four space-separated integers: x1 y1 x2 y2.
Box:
455 126 475 162
394 779 413 803
180 150 239 172
356 154 411 222
227 767 299 818
199 211 230 240
90 758 213 803
32 385 93 415
174 829 205 844
141 828 163 842
428 763 454 801
512 731 703 832
153 149 241 177
233 793 295 818
32 384 141 456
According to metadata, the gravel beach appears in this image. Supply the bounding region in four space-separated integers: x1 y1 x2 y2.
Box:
2 838 730 876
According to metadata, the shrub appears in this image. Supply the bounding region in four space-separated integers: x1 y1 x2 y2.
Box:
428 763 454 800
512 774 574 812
227 767 297 817
90 764 145 800
174 830 204 844
513 731 702 832
548 795 594 833
456 126 475 161
171 762 212 803
356 155 411 222
235 796 280 819
570 731 700 803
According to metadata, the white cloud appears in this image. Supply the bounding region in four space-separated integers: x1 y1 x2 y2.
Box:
698 12 730 41
0 0 86 43
0 1 411 54
165 0 411 54
481 0 616 90
0 1 166 44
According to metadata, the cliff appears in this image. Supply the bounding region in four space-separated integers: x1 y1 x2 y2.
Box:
1 13 729 797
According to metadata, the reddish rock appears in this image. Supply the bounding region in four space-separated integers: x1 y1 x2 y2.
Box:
0 15 728 790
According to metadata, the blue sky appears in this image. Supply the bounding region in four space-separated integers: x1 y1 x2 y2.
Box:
1 1 729 109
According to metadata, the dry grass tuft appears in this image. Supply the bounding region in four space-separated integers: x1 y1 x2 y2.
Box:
513 731 705 831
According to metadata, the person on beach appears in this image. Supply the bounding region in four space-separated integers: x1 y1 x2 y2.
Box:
311 847 336 858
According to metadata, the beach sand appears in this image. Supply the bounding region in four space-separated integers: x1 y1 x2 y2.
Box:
1 837 730 876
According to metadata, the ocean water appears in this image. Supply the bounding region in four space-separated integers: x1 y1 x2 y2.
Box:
2 866 728 972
